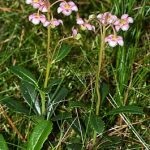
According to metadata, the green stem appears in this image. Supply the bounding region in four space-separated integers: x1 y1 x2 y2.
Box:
44 12 51 88
40 90 46 115
44 58 51 88
95 26 106 115
41 11 51 115
93 26 106 146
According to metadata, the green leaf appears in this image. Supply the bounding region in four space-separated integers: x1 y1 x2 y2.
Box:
47 87 68 118
46 78 62 93
90 114 105 134
0 97 31 115
52 87 68 103
10 66 38 87
107 105 144 115
27 120 53 150
0 134 8 150
48 79 61 88
53 43 72 63
100 82 109 103
20 81 41 115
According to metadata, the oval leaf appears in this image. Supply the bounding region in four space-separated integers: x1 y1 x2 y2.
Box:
27 120 53 150
100 82 109 103
0 134 8 150
10 66 38 87
53 43 72 63
0 97 31 115
20 81 41 115
47 87 68 119
52 87 68 102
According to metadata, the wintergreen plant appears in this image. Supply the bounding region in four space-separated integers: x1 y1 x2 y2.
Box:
4 1 150 150
8 1 134 120
21 0 80 117
26 1 134 146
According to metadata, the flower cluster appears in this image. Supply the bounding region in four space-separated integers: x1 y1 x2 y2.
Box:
97 12 117 25
26 1 133 46
96 12 133 47
26 0 78 29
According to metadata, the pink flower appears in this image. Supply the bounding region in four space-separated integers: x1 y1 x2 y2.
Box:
71 27 81 40
43 18 63 28
72 27 78 37
114 14 133 31
105 35 124 47
26 0 41 8
76 18 95 31
81 23 95 31
57 1 78 16
29 13 46 25
26 0 48 12
38 0 49 12
76 18 84 25
97 12 118 25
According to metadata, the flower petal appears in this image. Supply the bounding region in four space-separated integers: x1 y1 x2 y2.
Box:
84 23 93 30
32 18 40 25
71 5 78 11
117 36 124 46
32 3 40 9
62 10 72 16
97 14 103 19
128 17 133 23
39 6 48 12
43 21 50 27
77 18 84 25
121 24 129 31
57 7 62 13
121 14 128 19
68 1 75 6
115 25 120 31
108 41 117 47
118 39 124 46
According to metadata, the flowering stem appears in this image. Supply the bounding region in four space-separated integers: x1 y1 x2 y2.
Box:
41 11 51 115
93 26 106 145
44 26 51 89
95 26 106 115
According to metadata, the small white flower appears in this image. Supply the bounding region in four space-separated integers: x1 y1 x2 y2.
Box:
105 35 124 47
29 13 46 25
57 1 78 16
